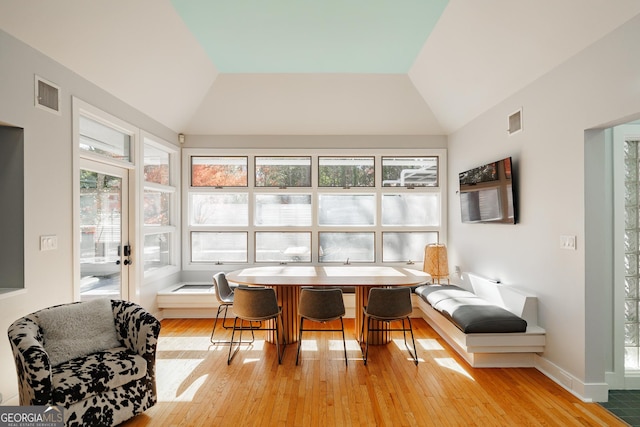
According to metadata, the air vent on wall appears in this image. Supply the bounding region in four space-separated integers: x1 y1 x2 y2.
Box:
508 108 522 136
34 75 61 115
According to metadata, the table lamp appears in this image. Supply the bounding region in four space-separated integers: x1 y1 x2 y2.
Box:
424 244 449 284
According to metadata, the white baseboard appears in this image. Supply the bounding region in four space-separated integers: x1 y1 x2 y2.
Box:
1 393 19 406
534 355 609 402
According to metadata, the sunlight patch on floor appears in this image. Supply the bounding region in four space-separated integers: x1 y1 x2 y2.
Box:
435 357 474 380
156 359 207 402
391 338 418 350
299 340 319 352
158 336 214 351
416 338 445 351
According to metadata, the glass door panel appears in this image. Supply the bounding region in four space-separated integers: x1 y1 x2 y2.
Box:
79 167 128 300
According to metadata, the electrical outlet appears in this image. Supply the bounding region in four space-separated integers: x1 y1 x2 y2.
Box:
560 235 576 250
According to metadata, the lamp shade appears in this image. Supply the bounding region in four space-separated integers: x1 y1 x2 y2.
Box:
424 244 449 283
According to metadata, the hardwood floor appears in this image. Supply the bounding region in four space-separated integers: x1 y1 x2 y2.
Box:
122 318 625 427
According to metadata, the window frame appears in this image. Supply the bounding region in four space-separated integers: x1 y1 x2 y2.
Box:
141 131 180 279
182 148 447 270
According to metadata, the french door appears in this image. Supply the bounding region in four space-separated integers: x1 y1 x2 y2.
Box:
79 159 131 301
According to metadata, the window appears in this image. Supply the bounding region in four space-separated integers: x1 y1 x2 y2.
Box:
319 232 374 263
381 194 440 226
73 99 181 302
382 232 438 263
192 156 247 187
382 157 438 187
255 156 311 187
189 193 248 226
318 157 375 187
183 149 446 269
191 231 247 263
318 194 375 226
256 232 312 263
79 116 132 163
142 134 178 275
255 194 312 226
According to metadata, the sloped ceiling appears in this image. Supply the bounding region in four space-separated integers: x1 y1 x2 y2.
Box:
0 0 639 136
170 0 448 73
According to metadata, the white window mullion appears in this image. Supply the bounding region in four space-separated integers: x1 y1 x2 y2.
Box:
183 148 446 270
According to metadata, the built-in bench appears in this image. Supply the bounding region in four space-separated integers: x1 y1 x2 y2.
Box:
415 273 545 368
157 282 359 318
157 273 545 368
157 283 217 318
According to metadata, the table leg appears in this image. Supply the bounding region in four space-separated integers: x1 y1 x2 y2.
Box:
266 285 300 344
355 285 390 345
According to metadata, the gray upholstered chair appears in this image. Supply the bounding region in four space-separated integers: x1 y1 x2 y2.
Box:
228 287 286 364
7 299 161 427
296 288 348 366
359 287 418 365
210 272 236 344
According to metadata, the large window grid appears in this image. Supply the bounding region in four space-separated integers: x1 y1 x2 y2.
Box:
142 133 179 276
183 149 446 269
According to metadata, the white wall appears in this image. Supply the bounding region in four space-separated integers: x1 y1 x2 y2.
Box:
444 15 640 400
0 30 178 404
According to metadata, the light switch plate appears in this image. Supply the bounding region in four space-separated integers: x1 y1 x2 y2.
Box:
560 235 576 250
40 235 58 251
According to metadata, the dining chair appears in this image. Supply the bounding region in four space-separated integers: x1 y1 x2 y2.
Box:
228 287 286 364
359 287 419 365
210 272 236 344
296 288 348 366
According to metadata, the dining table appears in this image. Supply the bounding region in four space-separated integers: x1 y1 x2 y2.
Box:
226 265 430 345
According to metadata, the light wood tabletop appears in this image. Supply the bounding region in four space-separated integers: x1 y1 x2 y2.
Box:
227 266 430 344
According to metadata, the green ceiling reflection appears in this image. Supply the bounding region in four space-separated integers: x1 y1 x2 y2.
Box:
171 0 448 73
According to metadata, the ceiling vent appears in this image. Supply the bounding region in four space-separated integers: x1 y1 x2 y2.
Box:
507 108 522 136
35 75 61 115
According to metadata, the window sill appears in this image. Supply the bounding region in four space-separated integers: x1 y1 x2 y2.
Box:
0 288 27 300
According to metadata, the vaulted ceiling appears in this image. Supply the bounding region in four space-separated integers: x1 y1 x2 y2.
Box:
1 0 639 135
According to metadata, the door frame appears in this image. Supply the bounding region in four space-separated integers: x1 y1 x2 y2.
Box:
72 97 139 303
612 124 640 388
77 159 132 301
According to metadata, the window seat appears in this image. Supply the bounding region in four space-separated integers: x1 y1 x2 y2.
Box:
157 282 358 318
414 273 546 368
157 274 546 368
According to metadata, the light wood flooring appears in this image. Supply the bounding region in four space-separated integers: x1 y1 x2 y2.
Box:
121 317 625 427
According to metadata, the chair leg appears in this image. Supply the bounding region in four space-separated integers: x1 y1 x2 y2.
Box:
221 304 234 329
296 317 305 365
406 317 419 365
276 314 286 364
211 305 231 343
227 317 240 364
210 305 222 342
363 317 372 366
340 317 348 366
359 313 366 347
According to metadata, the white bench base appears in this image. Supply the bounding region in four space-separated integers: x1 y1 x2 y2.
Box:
156 282 358 318
416 279 546 368
157 276 546 368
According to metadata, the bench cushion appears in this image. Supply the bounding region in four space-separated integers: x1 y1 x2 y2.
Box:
415 284 476 305
414 284 527 333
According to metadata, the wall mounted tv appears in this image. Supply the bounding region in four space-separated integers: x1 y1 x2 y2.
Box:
458 157 517 224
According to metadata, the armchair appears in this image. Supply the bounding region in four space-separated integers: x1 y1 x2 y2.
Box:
7 299 161 427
